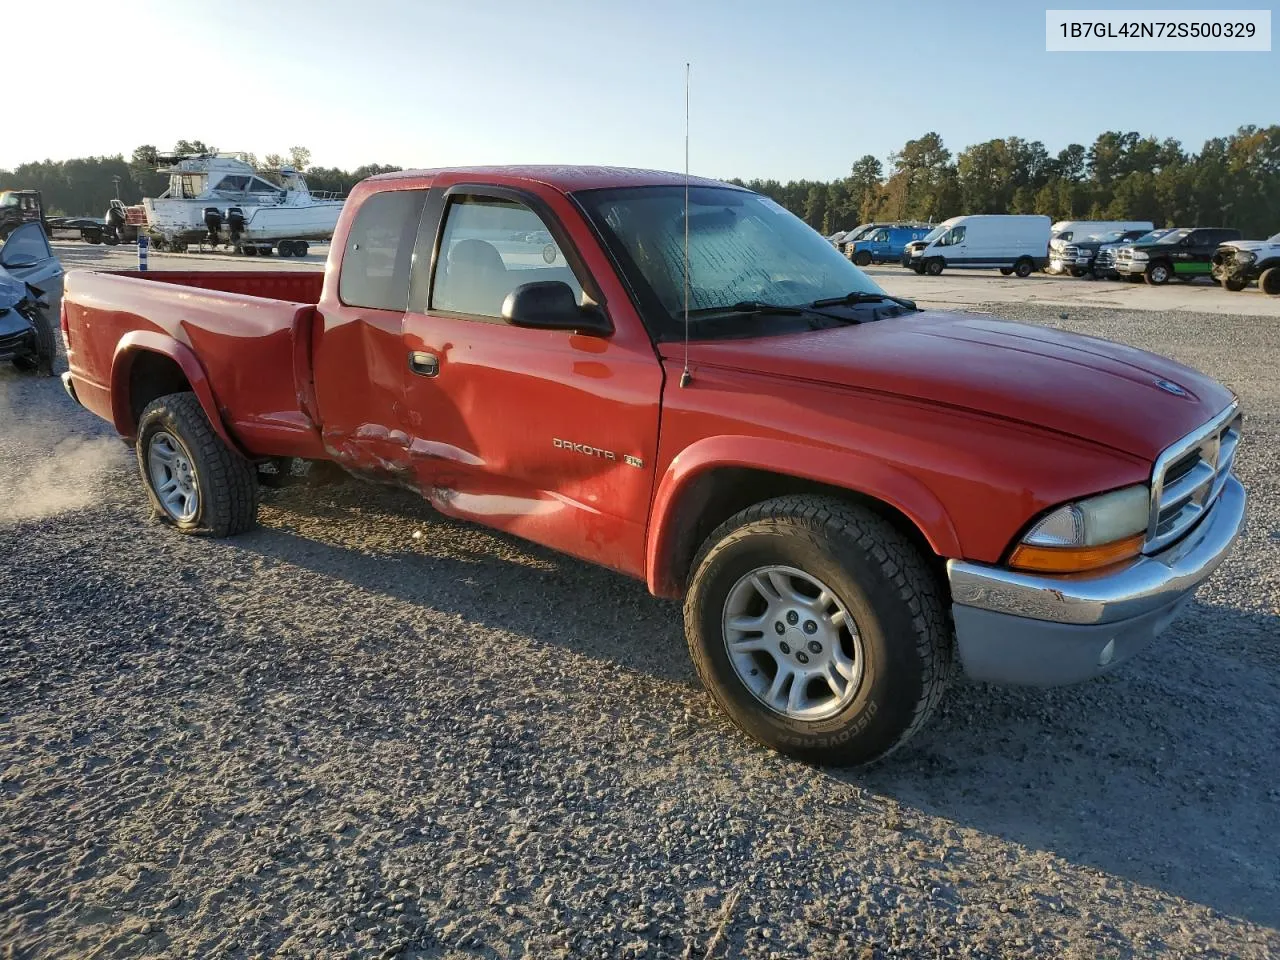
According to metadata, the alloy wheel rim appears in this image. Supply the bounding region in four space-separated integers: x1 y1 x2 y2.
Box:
722 565 864 721
147 430 200 522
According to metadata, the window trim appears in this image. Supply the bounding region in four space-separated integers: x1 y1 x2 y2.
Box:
409 183 610 331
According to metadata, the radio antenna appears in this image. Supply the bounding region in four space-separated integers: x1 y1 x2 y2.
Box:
679 62 693 389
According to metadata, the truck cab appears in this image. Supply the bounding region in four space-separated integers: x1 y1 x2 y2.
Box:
0 190 47 241
1113 227 1243 285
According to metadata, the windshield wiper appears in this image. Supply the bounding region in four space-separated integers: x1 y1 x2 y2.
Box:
687 300 858 328
809 291 918 311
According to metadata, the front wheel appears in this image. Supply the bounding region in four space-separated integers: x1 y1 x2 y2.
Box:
136 392 259 536
999 267 1013 276
12 307 56 376
684 496 951 766
854 251 872 267
1145 261 1171 285
924 258 944 276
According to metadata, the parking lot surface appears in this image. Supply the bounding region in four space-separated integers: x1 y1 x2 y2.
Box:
2 249 1278 958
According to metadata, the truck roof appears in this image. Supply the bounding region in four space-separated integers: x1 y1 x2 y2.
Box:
366 165 737 193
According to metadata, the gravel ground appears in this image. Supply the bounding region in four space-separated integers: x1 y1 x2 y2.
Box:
1 303 1277 959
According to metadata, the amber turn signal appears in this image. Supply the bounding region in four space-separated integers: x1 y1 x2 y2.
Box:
1007 533 1145 573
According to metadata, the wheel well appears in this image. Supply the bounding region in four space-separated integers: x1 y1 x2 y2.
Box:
128 351 192 429
660 467 945 597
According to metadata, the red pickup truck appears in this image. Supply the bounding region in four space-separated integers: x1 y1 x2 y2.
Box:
59 166 1247 765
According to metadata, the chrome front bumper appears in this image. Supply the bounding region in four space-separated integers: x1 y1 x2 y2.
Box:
946 476 1246 685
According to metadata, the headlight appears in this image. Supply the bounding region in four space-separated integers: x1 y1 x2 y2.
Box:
1130 251 1149 261
1008 484 1149 573
1237 250 1257 263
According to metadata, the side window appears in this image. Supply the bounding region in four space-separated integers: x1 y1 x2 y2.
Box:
338 189 428 310
429 195 584 319
0 222 53 262
870 230 888 243
940 226 965 246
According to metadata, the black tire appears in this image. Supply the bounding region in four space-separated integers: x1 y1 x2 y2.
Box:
999 267 1013 276
684 495 951 766
911 264 925 275
1070 268 1086 278
12 307 56 376
260 246 274 256
1221 276 1246 292
1260 267 1280 296
136 392 259 537
924 258 944 276
1144 260 1171 285
854 251 872 267
243 244 258 256
1013 258 1034 278
294 241 309 257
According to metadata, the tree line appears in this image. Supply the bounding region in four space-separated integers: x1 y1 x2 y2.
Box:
3 126 1277 239
727 125 1280 239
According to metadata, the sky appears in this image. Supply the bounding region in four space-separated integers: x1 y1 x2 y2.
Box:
4 0 1275 181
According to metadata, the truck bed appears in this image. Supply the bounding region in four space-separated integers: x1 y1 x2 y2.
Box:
63 269 327 460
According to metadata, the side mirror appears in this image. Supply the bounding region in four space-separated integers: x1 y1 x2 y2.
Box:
0 252 40 269
501 281 611 335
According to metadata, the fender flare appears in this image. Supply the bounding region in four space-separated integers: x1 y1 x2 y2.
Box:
644 435 962 597
110 330 244 454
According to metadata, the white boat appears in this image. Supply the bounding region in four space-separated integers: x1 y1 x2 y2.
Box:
142 153 345 254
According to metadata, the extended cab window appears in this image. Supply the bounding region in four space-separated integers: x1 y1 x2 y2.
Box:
339 189 428 310
429 195 584 319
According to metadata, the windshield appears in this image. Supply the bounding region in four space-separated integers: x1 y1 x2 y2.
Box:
577 185 886 336
0 192 18 208
1269 232 1280 244
1093 231 1125 243
1155 228 1192 245
1132 229 1169 244
921 224 948 243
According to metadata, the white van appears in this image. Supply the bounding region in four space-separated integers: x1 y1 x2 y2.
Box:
903 215 1050 277
1049 220 1154 252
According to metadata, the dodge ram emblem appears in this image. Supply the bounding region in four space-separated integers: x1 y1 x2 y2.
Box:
1154 378 1188 397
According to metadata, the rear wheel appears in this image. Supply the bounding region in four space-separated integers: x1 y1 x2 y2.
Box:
1145 260 1171 285
684 496 951 766
1013 258 1034 278
1260 267 1280 296
136 392 259 537
293 241 309 257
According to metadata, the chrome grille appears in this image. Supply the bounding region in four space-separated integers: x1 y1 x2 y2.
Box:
1146 403 1242 552
1096 249 1115 267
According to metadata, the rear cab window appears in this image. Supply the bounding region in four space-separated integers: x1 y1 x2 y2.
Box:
339 189 429 310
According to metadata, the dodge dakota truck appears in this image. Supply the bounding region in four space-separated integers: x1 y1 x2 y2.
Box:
59 166 1247 766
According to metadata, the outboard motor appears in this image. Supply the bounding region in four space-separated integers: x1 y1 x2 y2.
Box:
203 206 223 245
227 207 246 245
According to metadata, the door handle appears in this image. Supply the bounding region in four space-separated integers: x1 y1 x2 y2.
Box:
408 351 439 377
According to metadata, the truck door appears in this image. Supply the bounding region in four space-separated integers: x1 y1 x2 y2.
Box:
311 187 428 475
398 184 663 577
